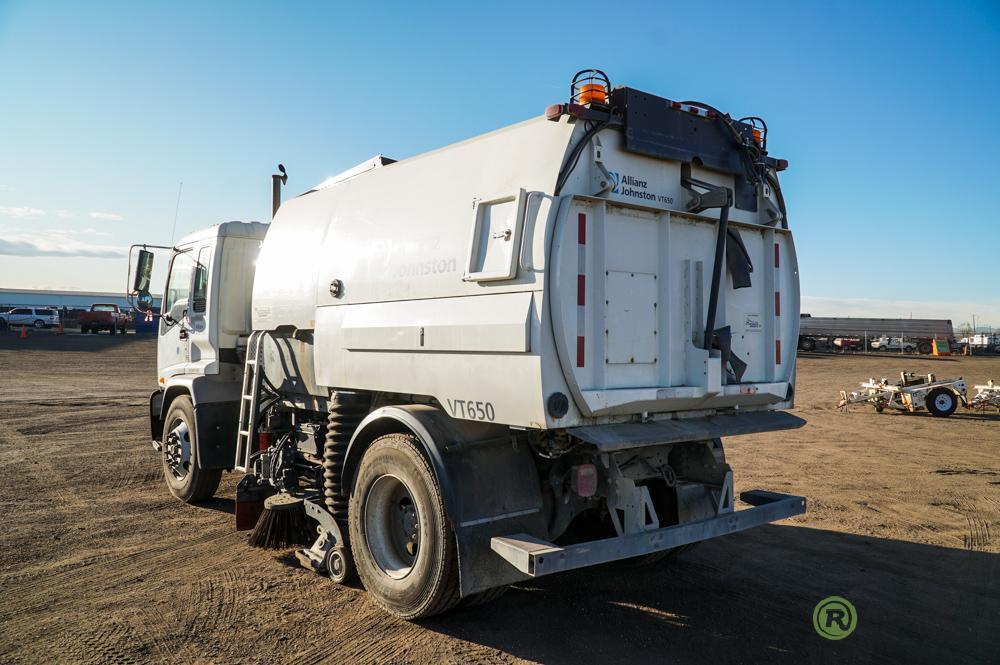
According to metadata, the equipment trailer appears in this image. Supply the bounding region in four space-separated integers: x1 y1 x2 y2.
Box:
129 70 805 619
838 372 967 417
969 380 1000 412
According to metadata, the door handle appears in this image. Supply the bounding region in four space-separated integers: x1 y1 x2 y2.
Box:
179 329 189 341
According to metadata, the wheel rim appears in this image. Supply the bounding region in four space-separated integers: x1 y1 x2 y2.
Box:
364 474 421 580
164 418 192 480
934 393 954 411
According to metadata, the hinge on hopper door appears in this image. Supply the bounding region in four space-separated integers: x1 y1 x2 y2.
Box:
592 136 614 197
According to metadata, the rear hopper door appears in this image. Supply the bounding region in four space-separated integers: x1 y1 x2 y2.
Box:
550 196 798 417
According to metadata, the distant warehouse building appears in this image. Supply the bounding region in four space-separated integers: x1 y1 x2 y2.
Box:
0 288 161 313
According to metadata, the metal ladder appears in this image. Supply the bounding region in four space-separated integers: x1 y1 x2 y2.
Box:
234 330 266 472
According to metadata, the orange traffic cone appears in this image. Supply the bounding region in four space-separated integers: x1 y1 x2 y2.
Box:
57 320 64 335
20 325 27 339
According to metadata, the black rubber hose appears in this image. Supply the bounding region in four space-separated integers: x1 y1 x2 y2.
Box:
554 120 611 196
765 172 789 228
703 205 731 350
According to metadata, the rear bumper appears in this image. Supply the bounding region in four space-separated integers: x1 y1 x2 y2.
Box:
490 489 805 577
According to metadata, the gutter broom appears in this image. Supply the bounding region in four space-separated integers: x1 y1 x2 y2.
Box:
247 493 313 549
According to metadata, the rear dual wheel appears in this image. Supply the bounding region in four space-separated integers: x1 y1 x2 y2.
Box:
348 433 464 619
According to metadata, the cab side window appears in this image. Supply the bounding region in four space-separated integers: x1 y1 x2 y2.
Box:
163 251 195 315
191 247 210 314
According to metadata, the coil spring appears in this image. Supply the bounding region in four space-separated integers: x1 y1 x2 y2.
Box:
323 392 369 522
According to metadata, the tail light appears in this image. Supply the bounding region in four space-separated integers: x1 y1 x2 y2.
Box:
571 464 598 497
258 431 273 451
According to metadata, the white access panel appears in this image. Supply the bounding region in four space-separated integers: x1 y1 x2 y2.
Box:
464 190 527 282
605 271 657 365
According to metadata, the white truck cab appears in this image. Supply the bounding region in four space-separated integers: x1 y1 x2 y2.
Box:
146 222 267 480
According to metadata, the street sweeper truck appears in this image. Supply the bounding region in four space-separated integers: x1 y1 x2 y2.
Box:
128 70 805 619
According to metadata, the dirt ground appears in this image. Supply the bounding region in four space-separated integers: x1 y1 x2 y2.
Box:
0 332 997 664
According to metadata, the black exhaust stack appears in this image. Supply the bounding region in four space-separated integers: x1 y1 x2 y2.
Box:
272 163 287 219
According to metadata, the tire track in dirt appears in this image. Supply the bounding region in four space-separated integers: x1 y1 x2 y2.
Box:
9 398 145 408
126 567 250 663
0 613 146 665
0 529 236 621
960 500 993 551
49 620 147 665
106 443 162 490
0 419 85 511
18 411 143 436
288 596 436 663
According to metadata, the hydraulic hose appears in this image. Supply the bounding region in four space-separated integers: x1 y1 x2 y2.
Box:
554 120 611 196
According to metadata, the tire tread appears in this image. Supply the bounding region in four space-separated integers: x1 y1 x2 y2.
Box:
350 433 462 620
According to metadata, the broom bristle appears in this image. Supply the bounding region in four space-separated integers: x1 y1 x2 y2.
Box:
247 495 312 549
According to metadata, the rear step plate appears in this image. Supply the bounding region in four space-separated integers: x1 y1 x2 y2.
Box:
567 411 805 452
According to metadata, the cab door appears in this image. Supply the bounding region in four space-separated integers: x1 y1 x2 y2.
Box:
185 243 216 374
158 249 196 381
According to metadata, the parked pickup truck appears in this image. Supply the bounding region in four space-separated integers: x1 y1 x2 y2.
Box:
79 304 129 335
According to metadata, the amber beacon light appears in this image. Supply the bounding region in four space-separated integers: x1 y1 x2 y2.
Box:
571 69 611 106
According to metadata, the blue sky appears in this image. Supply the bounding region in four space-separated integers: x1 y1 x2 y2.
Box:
1 1 998 327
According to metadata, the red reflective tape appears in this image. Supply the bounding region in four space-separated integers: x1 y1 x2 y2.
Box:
774 291 781 316
775 339 782 365
578 213 586 244
577 274 586 306
576 336 586 367
774 243 780 268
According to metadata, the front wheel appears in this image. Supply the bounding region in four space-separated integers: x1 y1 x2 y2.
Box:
161 395 221 502
349 433 461 619
925 388 958 417
33 319 45 329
